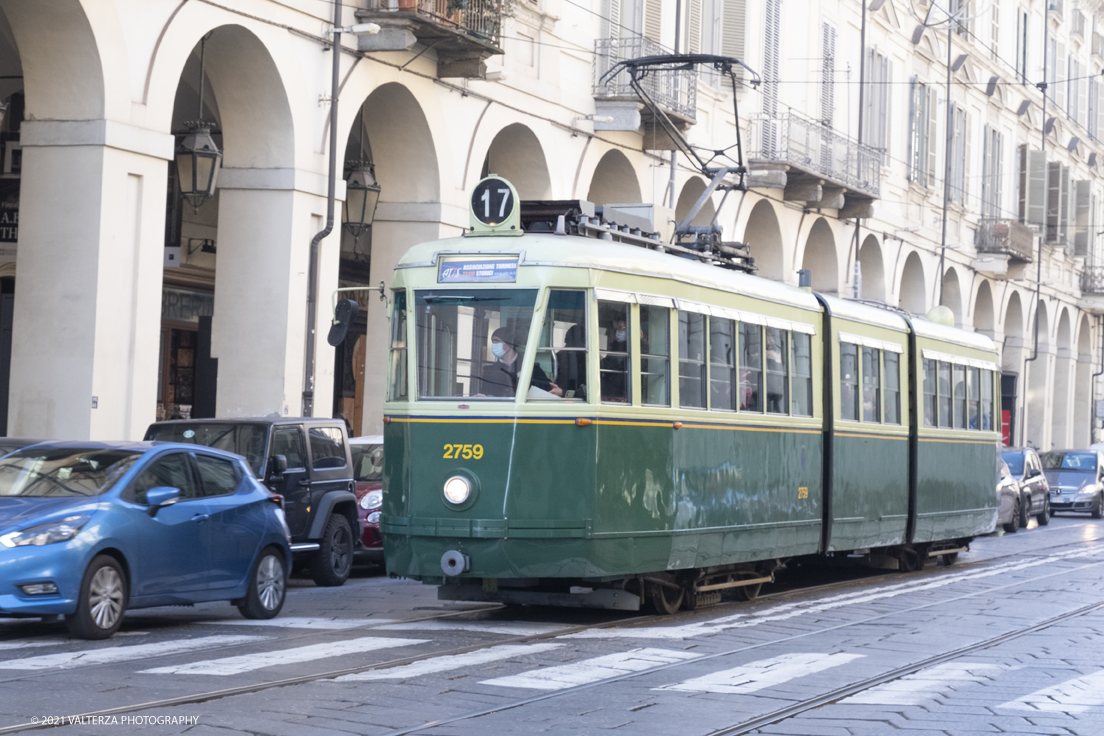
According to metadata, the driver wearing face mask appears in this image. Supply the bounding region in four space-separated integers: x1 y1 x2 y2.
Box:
478 327 562 398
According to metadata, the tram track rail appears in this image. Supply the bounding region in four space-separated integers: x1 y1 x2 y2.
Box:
1 528 1102 733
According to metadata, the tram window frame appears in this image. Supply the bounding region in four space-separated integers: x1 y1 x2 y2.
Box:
862 346 881 423
388 289 408 402
534 289 588 401
980 369 994 430
639 305 671 407
739 322 763 412
598 300 631 404
884 351 901 425
791 332 813 417
922 359 936 427
764 327 789 415
937 361 953 428
967 366 980 429
678 310 708 409
840 342 860 422
952 364 967 429
709 317 738 412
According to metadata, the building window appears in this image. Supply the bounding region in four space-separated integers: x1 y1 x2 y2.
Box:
981 125 1003 220
863 48 892 164
908 79 937 187
1015 8 1028 84
950 105 968 205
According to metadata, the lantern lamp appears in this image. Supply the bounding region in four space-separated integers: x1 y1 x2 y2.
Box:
343 161 381 238
175 121 222 211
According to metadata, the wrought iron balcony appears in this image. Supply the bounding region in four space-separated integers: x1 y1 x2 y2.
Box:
747 110 880 202
1083 266 1104 295
355 0 505 78
975 218 1034 262
593 37 697 126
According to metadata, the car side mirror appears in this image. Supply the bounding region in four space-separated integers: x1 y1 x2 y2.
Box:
269 454 288 478
146 486 181 517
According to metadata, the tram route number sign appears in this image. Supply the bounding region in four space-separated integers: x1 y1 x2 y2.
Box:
471 177 515 226
438 254 519 283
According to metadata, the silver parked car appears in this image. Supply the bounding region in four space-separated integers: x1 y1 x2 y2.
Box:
996 460 1021 533
1000 447 1052 531
1041 450 1104 518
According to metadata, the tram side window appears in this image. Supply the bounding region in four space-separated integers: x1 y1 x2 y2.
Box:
952 364 967 429
389 290 408 401
598 301 630 403
791 332 813 417
840 342 859 421
884 352 901 424
739 322 762 411
640 305 670 406
765 327 788 414
862 347 881 422
678 311 707 409
923 359 937 427
967 367 980 429
536 290 587 401
980 369 994 430
937 362 953 428
710 317 738 411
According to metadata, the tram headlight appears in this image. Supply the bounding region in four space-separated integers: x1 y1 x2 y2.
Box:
443 476 472 505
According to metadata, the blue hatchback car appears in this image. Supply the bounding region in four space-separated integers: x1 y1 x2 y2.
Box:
0 442 291 639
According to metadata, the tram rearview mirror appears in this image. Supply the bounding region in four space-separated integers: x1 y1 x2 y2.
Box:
327 298 361 347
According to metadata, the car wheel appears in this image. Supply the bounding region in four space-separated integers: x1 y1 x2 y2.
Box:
1093 494 1104 520
1019 496 1031 529
1036 498 1051 526
310 514 353 587
1003 500 1021 533
66 555 128 640
238 547 287 620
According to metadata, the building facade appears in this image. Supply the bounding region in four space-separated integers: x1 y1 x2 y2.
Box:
0 0 1099 450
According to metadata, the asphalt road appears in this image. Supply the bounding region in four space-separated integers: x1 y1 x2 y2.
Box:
2 514 1104 735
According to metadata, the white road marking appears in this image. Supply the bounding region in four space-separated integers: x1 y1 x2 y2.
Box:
481 648 700 690
0 635 269 671
374 621 567 636
569 549 1104 640
999 669 1104 713
200 617 394 630
843 662 1007 705
141 637 430 676
657 652 864 694
334 643 565 682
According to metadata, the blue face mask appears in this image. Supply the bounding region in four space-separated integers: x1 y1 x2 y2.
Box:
491 342 507 359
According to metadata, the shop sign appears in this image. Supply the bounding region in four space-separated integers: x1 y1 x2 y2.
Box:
162 288 213 323
0 179 17 263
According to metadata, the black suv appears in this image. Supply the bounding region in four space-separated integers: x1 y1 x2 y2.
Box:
145 418 359 586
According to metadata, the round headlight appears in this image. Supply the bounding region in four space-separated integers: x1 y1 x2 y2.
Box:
443 475 472 505
366 511 381 524
360 490 383 510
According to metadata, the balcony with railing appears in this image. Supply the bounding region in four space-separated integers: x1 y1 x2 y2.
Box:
976 218 1034 262
355 0 505 78
1080 266 1104 313
591 37 697 144
746 110 880 209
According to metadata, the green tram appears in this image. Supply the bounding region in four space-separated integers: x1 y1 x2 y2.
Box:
380 177 1001 613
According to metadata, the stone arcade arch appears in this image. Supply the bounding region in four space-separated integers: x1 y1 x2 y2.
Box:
974 281 995 337
941 268 963 326
1002 292 1025 444
481 123 552 200
898 252 927 315
1026 301 1051 448
1051 309 1073 448
801 218 838 295
742 199 785 282
1074 317 1095 447
674 177 716 227
587 149 642 206
858 235 886 302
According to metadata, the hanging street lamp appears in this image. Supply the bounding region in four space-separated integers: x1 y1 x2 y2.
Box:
175 34 222 212
342 161 381 239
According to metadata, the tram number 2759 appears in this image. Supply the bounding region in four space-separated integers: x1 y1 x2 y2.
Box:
443 444 484 460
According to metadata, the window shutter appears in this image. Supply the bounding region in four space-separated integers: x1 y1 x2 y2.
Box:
722 0 746 83
1091 80 1099 140
607 0 620 40
964 113 972 204
883 58 892 164
1027 150 1047 228
1098 79 1104 141
927 88 939 188
643 0 661 43
1017 144 1026 222
993 130 1003 217
821 22 836 128
1056 44 1066 110
991 2 999 58
1074 180 1092 255
762 0 780 116
1016 10 1025 82
982 124 991 215
1047 162 1061 241
908 77 919 182
1080 75 1090 128
688 0 702 54
1059 165 1071 247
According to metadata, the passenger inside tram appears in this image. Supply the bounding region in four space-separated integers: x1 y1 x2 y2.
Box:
478 327 562 397
555 325 587 400
599 306 630 402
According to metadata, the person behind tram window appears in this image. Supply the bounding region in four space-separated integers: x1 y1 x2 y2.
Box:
555 324 587 400
479 327 562 397
600 316 629 402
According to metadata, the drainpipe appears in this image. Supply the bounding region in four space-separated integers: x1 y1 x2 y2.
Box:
303 0 343 417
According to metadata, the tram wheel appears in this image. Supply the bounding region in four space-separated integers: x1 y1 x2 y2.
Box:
733 582 762 601
649 584 685 615
939 552 959 567
895 548 922 573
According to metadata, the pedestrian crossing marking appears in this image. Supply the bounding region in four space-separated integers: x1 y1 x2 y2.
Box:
141 637 430 676
999 669 1104 713
374 621 567 636
481 648 700 690
334 643 565 682
842 662 1006 705
656 652 864 694
200 617 395 630
0 635 269 671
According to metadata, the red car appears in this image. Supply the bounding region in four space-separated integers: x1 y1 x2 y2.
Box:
351 435 384 563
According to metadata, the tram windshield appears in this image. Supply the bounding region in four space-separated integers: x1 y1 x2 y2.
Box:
415 289 539 399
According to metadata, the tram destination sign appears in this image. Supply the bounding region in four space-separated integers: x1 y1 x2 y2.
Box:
438 254 519 283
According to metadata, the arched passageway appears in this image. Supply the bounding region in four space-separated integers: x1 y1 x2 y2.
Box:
587 149 641 205
743 199 785 282
481 123 551 200
899 252 927 315
1002 292 1025 445
1026 301 1051 448
974 281 995 337
801 218 838 294
941 268 963 327
1075 318 1095 447
858 235 885 302
674 177 715 227
1051 309 1073 448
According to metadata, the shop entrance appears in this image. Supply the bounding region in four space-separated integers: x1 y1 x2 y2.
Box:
158 288 216 421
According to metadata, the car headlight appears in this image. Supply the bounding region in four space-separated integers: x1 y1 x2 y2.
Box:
0 515 90 548
367 511 381 524
443 475 471 505
360 490 383 510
